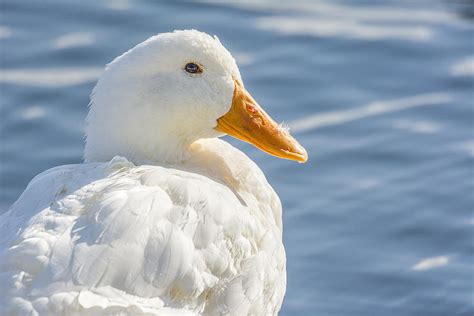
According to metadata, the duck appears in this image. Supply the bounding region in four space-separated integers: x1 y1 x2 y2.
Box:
0 30 307 316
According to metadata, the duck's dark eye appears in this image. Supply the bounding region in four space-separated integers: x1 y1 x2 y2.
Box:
184 62 202 74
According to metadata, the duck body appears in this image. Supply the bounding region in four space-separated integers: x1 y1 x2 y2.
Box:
0 139 286 315
1 30 307 315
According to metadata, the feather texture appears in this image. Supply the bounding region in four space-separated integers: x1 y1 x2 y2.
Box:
0 139 286 315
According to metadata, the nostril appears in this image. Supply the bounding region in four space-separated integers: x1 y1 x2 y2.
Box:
246 104 257 114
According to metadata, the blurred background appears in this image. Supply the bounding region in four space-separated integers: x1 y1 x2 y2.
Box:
0 0 473 315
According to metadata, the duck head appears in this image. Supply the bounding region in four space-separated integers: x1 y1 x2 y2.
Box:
85 30 307 164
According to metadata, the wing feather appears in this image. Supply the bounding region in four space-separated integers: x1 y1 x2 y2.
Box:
0 155 285 315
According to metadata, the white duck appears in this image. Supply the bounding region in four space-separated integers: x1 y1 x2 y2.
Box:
0 30 307 316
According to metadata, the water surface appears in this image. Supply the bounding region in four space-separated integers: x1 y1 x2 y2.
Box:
1 1 473 315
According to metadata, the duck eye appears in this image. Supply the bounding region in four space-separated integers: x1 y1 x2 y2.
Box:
184 62 202 74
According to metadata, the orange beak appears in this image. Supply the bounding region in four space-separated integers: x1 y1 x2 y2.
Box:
215 80 308 163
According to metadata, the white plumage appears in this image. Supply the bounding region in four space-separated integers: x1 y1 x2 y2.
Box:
0 30 306 315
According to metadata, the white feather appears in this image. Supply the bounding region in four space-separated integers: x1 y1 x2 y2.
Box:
0 30 286 316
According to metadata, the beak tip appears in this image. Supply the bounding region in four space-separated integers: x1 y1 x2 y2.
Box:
293 142 308 163
297 150 308 163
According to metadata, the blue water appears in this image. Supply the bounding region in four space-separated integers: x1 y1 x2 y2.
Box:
1 1 473 315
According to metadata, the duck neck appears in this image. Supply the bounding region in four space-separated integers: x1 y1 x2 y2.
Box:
137 137 195 166
85 128 198 166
